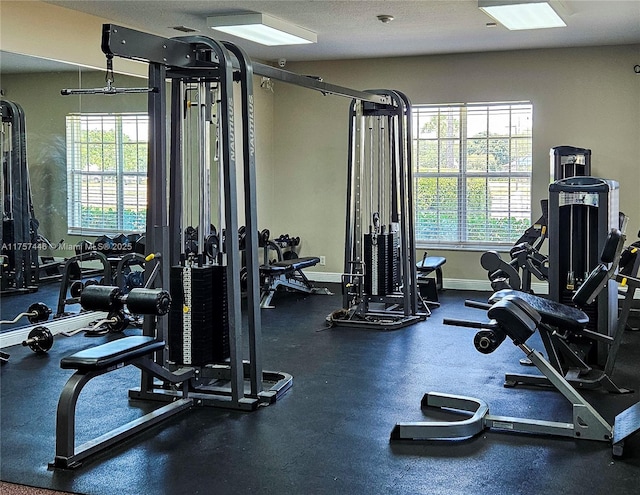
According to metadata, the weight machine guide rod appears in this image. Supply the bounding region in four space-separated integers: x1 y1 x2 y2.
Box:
101 24 390 105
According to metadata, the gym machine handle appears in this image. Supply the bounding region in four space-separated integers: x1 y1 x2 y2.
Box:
464 300 492 310
442 318 495 330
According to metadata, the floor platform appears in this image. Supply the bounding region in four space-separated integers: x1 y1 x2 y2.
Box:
2 285 640 495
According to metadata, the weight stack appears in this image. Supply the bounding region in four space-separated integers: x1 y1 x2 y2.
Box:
364 232 399 296
168 264 229 366
548 176 619 366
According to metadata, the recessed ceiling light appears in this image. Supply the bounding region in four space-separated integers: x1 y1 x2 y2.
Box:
377 14 395 24
479 1 566 30
207 13 317 46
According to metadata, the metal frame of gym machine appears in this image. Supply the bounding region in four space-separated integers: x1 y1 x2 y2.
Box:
47 24 427 468
98 25 418 405
98 24 293 411
328 90 428 329
1 100 39 294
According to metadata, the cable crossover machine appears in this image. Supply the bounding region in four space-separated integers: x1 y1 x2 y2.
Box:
50 23 423 468
327 90 428 329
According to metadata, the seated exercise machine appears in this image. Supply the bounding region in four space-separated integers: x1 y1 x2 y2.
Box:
488 227 639 394
391 286 640 456
480 200 549 293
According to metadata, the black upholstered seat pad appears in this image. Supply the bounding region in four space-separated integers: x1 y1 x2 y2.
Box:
489 289 588 331
260 256 319 273
60 336 164 371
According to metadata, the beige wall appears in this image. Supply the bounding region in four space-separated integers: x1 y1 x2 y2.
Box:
2 1 638 285
0 0 146 77
275 46 640 282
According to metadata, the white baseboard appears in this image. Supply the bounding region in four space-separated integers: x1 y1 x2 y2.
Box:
305 272 548 294
305 271 342 283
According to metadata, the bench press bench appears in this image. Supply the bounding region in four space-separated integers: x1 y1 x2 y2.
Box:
259 256 332 308
50 335 195 469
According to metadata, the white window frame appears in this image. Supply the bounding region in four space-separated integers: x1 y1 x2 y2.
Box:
66 113 148 235
412 101 533 250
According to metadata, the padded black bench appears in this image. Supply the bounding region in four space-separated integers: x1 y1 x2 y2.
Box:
416 254 446 306
260 256 320 275
60 336 165 371
259 256 331 308
489 289 588 332
488 288 627 393
51 336 194 469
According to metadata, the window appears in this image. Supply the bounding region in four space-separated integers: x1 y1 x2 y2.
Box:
413 102 532 248
66 113 148 235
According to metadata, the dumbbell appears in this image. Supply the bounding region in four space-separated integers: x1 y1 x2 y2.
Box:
80 285 172 316
112 233 133 255
205 233 219 260
94 235 115 255
184 226 199 254
238 225 247 250
124 271 145 291
132 234 146 255
70 280 84 298
22 326 54 354
258 229 270 247
0 302 52 326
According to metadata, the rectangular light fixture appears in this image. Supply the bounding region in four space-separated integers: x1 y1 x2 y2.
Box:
479 1 566 30
207 13 317 46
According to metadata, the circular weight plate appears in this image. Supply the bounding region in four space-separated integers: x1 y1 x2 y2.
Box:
24 326 54 353
27 302 52 324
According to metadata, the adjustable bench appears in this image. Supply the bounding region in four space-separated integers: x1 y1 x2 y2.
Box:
416 253 446 306
486 229 634 394
259 256 332 308
50 336 195 469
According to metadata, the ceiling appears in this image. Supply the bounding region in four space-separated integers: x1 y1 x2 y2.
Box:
3 1 640 72
44 0 640 61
